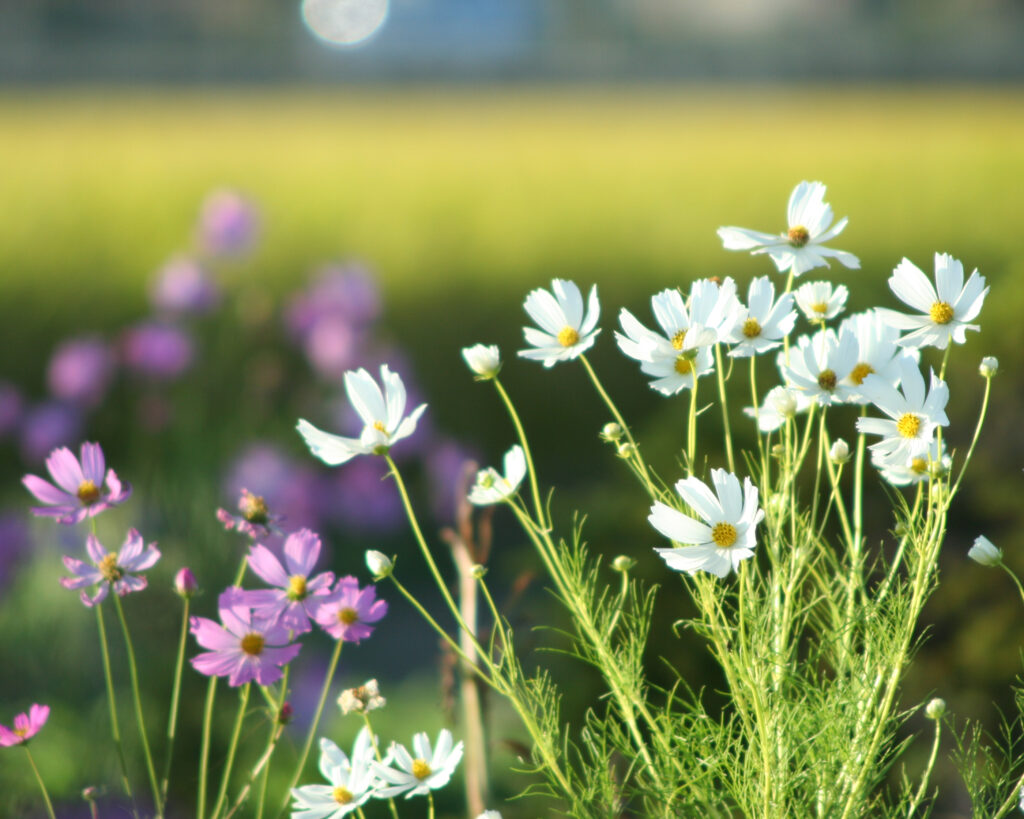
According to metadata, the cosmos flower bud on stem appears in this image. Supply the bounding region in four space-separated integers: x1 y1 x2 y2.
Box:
979 356 998 377
600 422 624 443
470 564 487 579
278 702 294 724
616 442 637 459
462 344 502 379
925 698 946 720
830 439 851 464
365 550 393 579
612 555 636 573
174 567 198 599
968 535 1002 567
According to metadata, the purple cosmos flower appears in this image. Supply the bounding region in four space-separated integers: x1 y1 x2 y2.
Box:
190 587 301 686
19 402 82 464
198 189 260 256
243 529 334 634
0 381 25 438
285 264 381 339
23 442 132 525
121 322 194 380
0 704 49 747
216 487 286 539
313 576 387 642
150 257 221 316
61 529 161 607
46 336 116 408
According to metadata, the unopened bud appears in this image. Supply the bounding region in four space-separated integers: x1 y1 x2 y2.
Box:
600 422 624 443
925 698 946 720
893 520 909 538
365 550 393 579
968 535 1002 567
278 702 294 724
462 344 502 379
470 564 487 579
771 443 785 459
174 567 198 599
829 439 851 464
612 555 636 572
616 442 637 459
979 356 998 378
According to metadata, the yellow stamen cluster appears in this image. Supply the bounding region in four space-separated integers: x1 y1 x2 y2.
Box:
373 420 387 433
338 607 359 625
897 413 921 439
77 479 101 505
287 574 308 601
817 369 837 391
674 357 693 375
711 522 738 548
557 326 580 347
742 319 762 339
240 633 265 656
332 787 354 805
929 301 954 325
671 330 687 351
810 302 829 316
240 492 269 524
411 759 432 780
788 225 810 247
910 458 928 474
98 553 122 582
849 362 875 386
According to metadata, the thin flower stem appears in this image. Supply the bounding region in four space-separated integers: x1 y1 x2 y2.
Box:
906 716 942 817
715 344 736 473
493 376 547 528
993 767 1024 818
819 415 856 552
687 376 699 475
160 597 190 808
210 683 251 819
280 637 344 812
94 601 137 813
23 747 56 819
950 375 992 499
226 714 284 819
998 563 1024 608
112 594 162 816
428 790 436 819
362 713 401 819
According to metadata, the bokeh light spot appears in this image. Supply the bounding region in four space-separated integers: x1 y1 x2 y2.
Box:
301 0 389 47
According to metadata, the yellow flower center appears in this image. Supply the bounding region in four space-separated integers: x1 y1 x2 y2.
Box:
332 786 354 805
910 457 928 474
557 326 579 347
788 225 810 247
810 301 829 316
671 329 687 350
14 726 27 737
240 632 265 656
817 369 837 391
741 319 762 339
338 607 359 625
77 479 101 504
240 492 269 524
929 301 954 325
411 759 432 780
674 356 693 375
373 420 387 433
896 413 921 438
710 522 738 548
849 362 875 386
98 553 122 582
287 575 307 601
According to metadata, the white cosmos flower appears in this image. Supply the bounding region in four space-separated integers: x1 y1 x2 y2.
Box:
968 535 1002 567
782 329 859 406
462 344 501 379
371 729 464 799
795 281 848 323
839 310 914 404
518 279 600 367
649 468 764 578
717 181 860 276
855 356 949 467
879 253 988 350
290 728 380 818
721 276 796 357
468 445 526 505
744 385 812 432
873 438 949 487
297 365 427 465
477 813 503 819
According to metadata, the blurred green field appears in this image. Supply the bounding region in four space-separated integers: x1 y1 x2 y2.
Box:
3 86 1024 816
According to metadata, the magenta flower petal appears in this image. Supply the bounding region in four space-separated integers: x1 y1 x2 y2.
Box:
284 529 321 577
0 704 49 746
46 447 84 493
247 544 289 588
191 650 242 678
81 442 105 484
22 474 73 506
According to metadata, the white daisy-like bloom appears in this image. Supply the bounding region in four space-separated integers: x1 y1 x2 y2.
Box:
371 729 464 799
518 279 600 367
290 728 380 818
839 311 915 404
873 438 949 487
743 385 812 432
968 535 1002 567
782 329 859 406
721 276 796 358
297 365 427 465
687 277 742 338
477 813 503 819
468 445 526 506
462 344 501 379
717 181 860 277
649 468 764 578
795 281 849 323
855 356 949 467
879 253 988 350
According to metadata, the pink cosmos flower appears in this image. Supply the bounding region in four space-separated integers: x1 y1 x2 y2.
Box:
243 529 334 634
190 587 301 687
23 442 131 525
61 529 161 608
314 576 388 642
216 488 285 539
0 704 49 747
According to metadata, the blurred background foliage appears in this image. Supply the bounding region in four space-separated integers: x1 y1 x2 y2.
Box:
2 1 1024 816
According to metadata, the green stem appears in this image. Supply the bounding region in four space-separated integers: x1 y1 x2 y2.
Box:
687 375 699 475
906 716 942 817
210 683 251 819
715 344 736 473
254 667 289 819
112 594 162 816
160 597 190 808
493 377 547 528
198 676 218 819
950 375 992 499
999 563 1024 608
362 713 401 819
23 747 56 819
94 601 136 811
428 790 436 819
